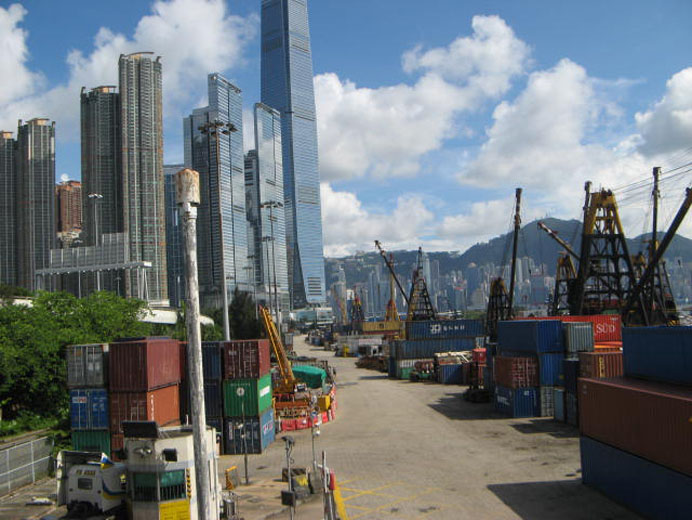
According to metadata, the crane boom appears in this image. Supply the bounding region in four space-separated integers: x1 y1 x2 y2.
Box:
537 221 580 260
260 305 296 393
375 240 410 305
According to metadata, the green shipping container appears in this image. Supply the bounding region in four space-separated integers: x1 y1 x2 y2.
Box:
223 374 273 417
72 430 111 456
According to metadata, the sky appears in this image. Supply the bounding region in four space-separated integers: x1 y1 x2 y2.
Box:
2 0 692 258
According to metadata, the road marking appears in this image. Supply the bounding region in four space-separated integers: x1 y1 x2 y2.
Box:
347 487 438 519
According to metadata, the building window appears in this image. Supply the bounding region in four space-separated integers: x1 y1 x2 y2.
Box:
132 472 158 502
160 470 186 501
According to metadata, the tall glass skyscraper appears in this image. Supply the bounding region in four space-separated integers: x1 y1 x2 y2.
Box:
119 53 168 303
245 103 290 314
261 0 326 308
16 118 56 291
0 131 17 286
163 164 185 308
183 73 248 310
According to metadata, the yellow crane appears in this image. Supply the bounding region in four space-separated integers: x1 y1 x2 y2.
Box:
259 305 297 394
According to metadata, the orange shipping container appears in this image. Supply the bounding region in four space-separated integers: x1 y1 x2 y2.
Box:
579 351 623 378
109 384 181 434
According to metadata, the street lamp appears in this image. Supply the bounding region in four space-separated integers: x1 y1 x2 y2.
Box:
261 235 275 321
199 120 237 341
87 193 103 291
260 200 283 325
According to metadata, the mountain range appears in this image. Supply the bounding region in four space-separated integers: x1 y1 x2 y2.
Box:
325 218 692 285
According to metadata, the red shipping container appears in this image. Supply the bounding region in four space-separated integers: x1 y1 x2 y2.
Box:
494 356 539 388
223 339 270 379
579 377 692 477
111 434 124 460
109 384 181 434
524 315 621 342
109 338 182 391
472 348 487 364
579 351 623 378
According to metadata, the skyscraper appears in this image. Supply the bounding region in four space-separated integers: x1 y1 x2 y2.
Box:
163 164 185 308
55 180 82 233
80 86 122 247
183 73 248 310
245 103 290 314
261 0 326 308
119 53 167 303
0 131 17 286
16 118 56 291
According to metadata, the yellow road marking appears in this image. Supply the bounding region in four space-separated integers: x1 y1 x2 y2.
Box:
348 488 437 520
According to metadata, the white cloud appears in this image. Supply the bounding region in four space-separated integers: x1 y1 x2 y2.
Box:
0 0 257 143
320 183 435 257
0 5 43 109
636 68 692 156
315 15 530 182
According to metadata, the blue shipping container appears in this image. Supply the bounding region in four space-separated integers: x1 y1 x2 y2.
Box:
581 436 692 520
406 319 484 340
553 387 565 422
622 326 692 386
202 342 223 380
223 407 275 455
483 366 494 392
204 380 224 418
539 352 564 386
394 338 478 359
388 356 396 378
437 364 463 384
494 386 540 418
563 359 579 394
70 389 109 430
497 320 563 354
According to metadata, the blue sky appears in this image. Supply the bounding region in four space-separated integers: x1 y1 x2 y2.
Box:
2 0 692 256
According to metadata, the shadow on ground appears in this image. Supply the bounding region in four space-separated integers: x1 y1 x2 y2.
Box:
428 392 506 420
487 479 641 520
510 419 578 439
357 374 389 380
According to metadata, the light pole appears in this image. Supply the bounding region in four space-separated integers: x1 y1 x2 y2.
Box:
282 436 296 520
260 201 283 326
199 119 237 342
261 235 275 320
87 192 103 291
246 254 258 318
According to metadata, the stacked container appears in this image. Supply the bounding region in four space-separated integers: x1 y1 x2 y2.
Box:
494 320 564 417
222 340 274 454
558 322 594 425
67 344 111 455
579 326 692 520
108 338 182 454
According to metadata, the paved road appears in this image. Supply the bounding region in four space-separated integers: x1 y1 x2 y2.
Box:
222 335 640 520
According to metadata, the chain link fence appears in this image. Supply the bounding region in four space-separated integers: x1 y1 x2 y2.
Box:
0 436 54 496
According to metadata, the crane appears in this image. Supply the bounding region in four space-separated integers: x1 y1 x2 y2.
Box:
406 247 436 321
260 305 298 394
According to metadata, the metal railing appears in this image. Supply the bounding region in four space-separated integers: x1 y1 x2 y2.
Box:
0 436 54 496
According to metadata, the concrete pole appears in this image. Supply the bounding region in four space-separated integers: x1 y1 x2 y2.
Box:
176 168 213 520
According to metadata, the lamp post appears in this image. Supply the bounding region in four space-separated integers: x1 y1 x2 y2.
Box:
261 235 275 320
199 119 237 342
246 253 258 318
260 201 283 326
87 192 103 291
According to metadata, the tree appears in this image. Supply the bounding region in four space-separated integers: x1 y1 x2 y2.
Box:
228 288 262 340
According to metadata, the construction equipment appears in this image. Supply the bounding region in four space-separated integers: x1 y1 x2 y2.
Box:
406 247 437 321
486 188 522 340
375 240 410 310
349 287 365 334
409 360 434 382
260 305 303 394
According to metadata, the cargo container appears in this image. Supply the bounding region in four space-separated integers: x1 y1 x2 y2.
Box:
204 380 224 418
292 365 326 389
622 326 692 386
388 356 396 378
494 386 540 418
483 366 494 392
223 374 273 417
494 355 538 388
223 408 275 455
109 384 181 434
563 359 579 394
437 364 463 384
579 377 692 477
497 320 563 354
405 319 484 340
553 387 565 422
393 358 431 380
540 386 554 417
109 338 181 392
70 389 109 430
580 436 692 520
538 352 564 386
525 314 621 342
223 339 270 379
566 392 578 426
66 344 109 388
71 430 111 455
578 351 623 379
563 322 594 356
201 342 224 380
472 348 486 364
393 338 478 359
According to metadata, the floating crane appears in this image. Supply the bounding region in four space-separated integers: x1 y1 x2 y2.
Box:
406 247 437 321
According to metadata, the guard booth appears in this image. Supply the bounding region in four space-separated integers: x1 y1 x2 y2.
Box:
122 422 220 520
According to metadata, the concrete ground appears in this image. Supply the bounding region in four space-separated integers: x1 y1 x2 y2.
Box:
3 333 640 519
220 334 640 520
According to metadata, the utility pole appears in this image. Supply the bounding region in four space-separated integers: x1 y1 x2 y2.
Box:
508 188 522 316
176 168 213 520
260 201 283 325
88 192 103 291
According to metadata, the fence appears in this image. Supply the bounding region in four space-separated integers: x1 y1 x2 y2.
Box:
0 436 54 496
